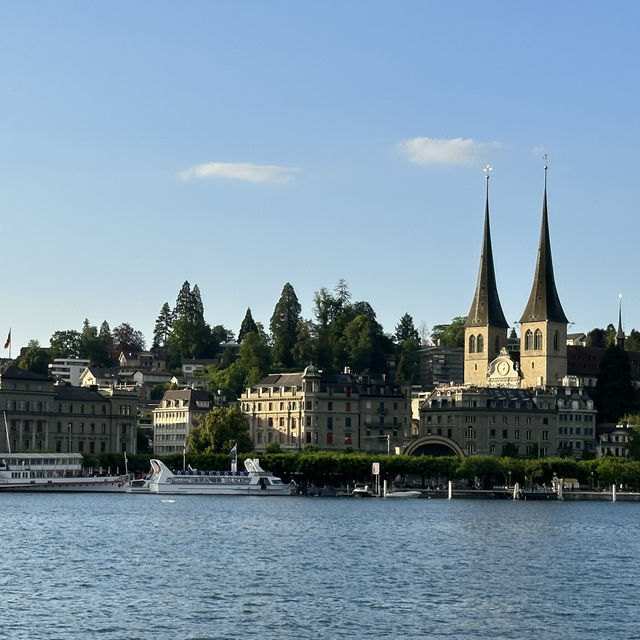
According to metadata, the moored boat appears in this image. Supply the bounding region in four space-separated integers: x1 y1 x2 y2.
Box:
147 458 294 495
351 484 373 497
384 489 422 498
0 453 128 492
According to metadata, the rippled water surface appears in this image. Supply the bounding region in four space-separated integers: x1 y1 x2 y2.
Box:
0 494 638 639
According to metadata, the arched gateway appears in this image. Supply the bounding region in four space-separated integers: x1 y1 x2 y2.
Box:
404 435 465 458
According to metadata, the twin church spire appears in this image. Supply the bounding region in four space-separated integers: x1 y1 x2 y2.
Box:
464 166 568 387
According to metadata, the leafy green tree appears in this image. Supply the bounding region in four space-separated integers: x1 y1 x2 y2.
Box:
49 330 81 359
456 455 503 488
17 339 52 375
186 405 253 454
152 302 173 349
238 308 258 342
431 316 466 347
112 323 146 355
270 282 302 369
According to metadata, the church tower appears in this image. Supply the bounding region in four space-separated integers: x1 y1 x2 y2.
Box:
519 167 568 387
464 169 509 385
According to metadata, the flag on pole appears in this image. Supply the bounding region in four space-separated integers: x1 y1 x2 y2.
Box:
3 330 10 350
229 444 238 473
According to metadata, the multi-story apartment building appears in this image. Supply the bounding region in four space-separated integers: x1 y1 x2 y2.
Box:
48 358 90 386
0 365 138 454
152 389 213 455
240 365 411 453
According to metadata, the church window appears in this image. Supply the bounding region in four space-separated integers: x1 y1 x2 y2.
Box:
495 336 500 354
534 329 543 350
476 334 484 353
525 330 533 350
468 335 476 353
553 330 559 351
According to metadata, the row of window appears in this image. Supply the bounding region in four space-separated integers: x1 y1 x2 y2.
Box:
523 329 560 351
559 414 595 422
426 415 549 426
558 426 594 436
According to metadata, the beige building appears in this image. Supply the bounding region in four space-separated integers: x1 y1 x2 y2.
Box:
152 389 213 455
413 170 596 460
0 365 138 455
240 365 412 453
411 386 558 457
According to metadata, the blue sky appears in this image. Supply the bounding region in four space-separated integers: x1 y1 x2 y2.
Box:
1 1 638 350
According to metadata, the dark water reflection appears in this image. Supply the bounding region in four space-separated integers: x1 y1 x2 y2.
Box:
0 494 637 639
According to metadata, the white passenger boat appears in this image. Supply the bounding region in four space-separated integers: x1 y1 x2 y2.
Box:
0 453 128 492
147 458 294 495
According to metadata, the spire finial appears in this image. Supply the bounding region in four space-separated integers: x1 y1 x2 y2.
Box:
617 293 625 349
483 164 492 181
543 154 548 188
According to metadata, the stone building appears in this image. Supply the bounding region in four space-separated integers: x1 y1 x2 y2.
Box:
0 365 138 455
416 169 597 459
152 389 213 455
240 365 411 453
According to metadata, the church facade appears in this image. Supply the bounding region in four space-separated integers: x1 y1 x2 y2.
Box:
414 170 597 459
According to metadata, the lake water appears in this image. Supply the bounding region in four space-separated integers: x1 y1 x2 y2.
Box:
0 493 638 639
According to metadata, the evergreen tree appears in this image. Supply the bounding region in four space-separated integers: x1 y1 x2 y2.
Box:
395 313 419 343
238 308 258 342
153 302 173 349
79 319 112 367
169 282 218 367
174 281 192 318
270 282 301 369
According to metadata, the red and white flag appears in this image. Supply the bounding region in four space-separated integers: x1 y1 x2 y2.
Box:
4 330 10 349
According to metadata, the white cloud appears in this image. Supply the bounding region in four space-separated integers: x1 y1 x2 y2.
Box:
398 136 501 166
180 161 300 183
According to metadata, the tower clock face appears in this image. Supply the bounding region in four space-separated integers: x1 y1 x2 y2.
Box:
497 361 509 376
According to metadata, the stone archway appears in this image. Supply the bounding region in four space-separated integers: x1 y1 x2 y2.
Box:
404 435 465 458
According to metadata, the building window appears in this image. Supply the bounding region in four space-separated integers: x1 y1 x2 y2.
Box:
502 429 508 439
525 330 533 350
327 402 333 411
327 417 333 430
345 432 352 445
345 417 351 428
534 329 543 350
468 335 476 353
553 330 559 351
346 402 351 412
477 334 484 353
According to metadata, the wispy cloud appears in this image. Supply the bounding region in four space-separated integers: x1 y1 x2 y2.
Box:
180 161 300 183
398 136 501 166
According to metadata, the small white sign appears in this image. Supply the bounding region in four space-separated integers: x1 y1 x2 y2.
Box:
372 462 380 476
